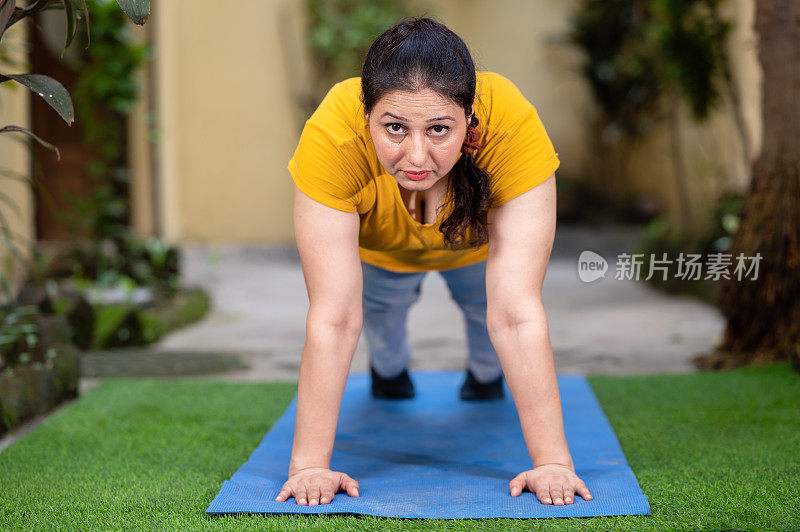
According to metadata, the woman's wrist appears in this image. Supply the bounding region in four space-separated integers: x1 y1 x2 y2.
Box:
533 455 574 470
288 458 330 476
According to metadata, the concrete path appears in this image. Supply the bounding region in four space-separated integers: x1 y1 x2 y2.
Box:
142 223 725 383
1 223 725 452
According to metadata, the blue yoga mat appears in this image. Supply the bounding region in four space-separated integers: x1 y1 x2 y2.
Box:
206 370 651 519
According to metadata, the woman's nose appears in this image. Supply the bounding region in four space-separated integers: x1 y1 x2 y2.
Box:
405 133 427 167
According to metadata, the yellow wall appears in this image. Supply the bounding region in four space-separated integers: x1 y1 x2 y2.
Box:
418 0 593 184
152 0 310 245
128 23 157 239
0 22 34 298
143 0 761 243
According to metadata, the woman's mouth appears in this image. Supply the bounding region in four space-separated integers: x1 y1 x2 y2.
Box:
404 171 430 181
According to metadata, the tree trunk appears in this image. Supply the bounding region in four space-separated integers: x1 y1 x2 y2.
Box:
694 0 800 371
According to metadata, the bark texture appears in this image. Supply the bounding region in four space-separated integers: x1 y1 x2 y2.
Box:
695 0 800 370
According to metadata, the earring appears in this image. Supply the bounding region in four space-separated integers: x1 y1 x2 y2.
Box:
461 124 482 155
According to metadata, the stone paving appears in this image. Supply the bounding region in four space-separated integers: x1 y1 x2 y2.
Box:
83 223 724 391
81 348 247 378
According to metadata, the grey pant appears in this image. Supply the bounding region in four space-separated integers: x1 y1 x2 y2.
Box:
361 260 502 383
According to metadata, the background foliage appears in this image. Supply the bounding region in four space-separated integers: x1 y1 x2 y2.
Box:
570 0 731 141
305 0 410 113
65 0 149 244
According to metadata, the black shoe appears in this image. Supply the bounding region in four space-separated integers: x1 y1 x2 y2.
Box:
371 365 415 399
460 369 504 400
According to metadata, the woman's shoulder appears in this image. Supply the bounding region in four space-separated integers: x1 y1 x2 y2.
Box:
477 70 516 91
323 77 362 109
292 78 376 197
308 77 367 145
475 71 537 133
473 72 559 208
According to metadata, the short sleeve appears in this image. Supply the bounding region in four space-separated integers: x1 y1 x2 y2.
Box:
486 106 559 208
475 73 559 209
287 81 367 213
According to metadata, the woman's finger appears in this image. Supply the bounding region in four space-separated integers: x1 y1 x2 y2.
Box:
575 480 593 500
296 484 308 505
509 472 527 497
320 486 335 504
340 474 360 497
550 484 565 505
274 486 292 502
543 482 556 504
563 486 575 504
538 481 553 504
307 485 321 506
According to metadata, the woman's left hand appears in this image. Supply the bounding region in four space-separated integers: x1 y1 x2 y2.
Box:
509 463 593 505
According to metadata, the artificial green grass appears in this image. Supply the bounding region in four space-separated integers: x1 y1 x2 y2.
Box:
0 363 798 531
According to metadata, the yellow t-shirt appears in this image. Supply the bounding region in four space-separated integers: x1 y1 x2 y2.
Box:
288 71 560 273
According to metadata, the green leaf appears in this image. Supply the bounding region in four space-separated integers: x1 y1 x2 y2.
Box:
0 0 15 43
0 73 74 124
60 0 77 56
25 333 37 347
0 125 61 160
76 0 89 48
721 213 739 235
115 0 148 25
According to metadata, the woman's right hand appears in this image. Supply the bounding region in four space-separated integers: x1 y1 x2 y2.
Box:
274 467 360 505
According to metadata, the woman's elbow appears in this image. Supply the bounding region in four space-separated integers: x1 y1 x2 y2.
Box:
486 297 547 334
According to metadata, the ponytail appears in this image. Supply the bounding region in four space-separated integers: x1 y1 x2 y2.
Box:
439 114 493 248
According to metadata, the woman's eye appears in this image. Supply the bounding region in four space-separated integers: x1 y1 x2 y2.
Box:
386 123 405 134
430 125 450 135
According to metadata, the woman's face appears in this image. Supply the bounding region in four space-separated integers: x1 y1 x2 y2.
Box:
366 88 471 192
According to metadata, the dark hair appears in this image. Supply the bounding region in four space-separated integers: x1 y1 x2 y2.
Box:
361 17 493 249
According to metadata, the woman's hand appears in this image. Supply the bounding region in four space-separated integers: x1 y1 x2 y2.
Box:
274 467 360 505
509 463 593 505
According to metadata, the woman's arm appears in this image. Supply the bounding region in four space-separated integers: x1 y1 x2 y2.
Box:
275 183 363 506
485 173 593 506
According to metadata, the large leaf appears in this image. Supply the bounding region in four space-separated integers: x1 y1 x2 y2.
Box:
60 0 77 56
60 0 91 50
0 0 14 43
75 0 89 47
0 125 61 160
0 73 73 125
115 0 148 25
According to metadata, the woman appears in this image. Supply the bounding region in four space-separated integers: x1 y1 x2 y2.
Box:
276 17 593 508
